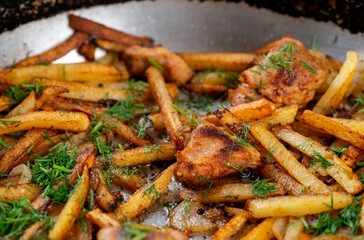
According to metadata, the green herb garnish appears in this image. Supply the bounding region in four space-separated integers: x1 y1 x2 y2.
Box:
251 178 277 198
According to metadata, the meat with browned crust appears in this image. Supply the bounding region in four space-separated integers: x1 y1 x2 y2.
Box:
175 123 261 186
123 45 194 86
240 38 329 107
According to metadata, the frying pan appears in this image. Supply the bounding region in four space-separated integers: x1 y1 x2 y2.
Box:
0 0 363 234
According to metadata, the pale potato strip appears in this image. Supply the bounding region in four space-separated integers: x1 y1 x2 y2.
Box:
111 173 147 192
96 39 128 52
0 95 12 112
108 118 151 146
1 63 126 84
0 184 42 201
249 125 329 194
0 111 90 135
86 208 120 228
146 66 184 149
7 91 36 117
177 52 256 72
331 118 364 134
210 214 248 240
313 51 359 114
272 125 363 194
273 217 289 240
22 221 45 240
240 218 275 240
16 32 89 67
113 163 176 221
48 165 90 240
247 192 353 218
251 105 298 128
108 142 176 167
283 217 304 240
302 110 364 150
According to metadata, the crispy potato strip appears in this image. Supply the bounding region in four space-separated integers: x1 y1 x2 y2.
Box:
0 184 41 201
240 218 275 240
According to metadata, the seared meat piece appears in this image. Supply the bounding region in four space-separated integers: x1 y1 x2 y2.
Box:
175 123 261 186
123 45 194 85
241 38 329 106
97 227 187 240
228 83 263 106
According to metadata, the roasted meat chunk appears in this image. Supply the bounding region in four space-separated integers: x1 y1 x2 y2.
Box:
175 123 261 186
240 38 330 106
123 45 194 85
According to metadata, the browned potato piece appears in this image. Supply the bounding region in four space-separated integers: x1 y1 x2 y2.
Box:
177 52 256 72
186 83 228 95
125 45 194 85
96 39 128 53
146 66 185 149
247 192 353 218
250 105 298 128
86 208 120 228
90 168 117 213
78 41 96 62
68 14 153 46
48 165 90 240
0 184 42 201
112 163 176 221
7 91 36 117
0 95 12 112
22 221 45 240
0 111 90 135
302 110 364 150
210 213 249 240
111 173 147 192
16 32 89 67
240 218 275 240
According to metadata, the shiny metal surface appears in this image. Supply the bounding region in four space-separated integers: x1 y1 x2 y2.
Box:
1 0 363 68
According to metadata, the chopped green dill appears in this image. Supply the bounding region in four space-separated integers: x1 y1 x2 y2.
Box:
222 71 240 89
4 82 44 105
246 96 253 102
296 138 311 151
0 137 7 148
143 144 163 154
312 35 317 51
41 131 54 143
89 189 94 210
354 95 364 107
121 222 155 240
0 172 8 178
332 35 338 45
123 79 149 97
258 78 263 93
148 58 164 71
35 62 50 66
267 141 278 162
106 94 145 122
310 151 334 169
143 183 161 202
0 197 53 239
330 146 347 158
225 162 250 177
173 104 185 115
194 173 214 196
180 198 192 216
251 178 277 198
300 217 309 229
300 61 317 73
62 65 66 81
222 191 239 199
136 118 149 139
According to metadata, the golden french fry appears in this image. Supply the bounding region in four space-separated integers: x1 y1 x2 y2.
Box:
34 85 69 110
180 182 283 203
247 192 353 218
16 32 89 67
108 118 151 146
22 221 45 240
0 129 57 173
7 91 36 117
112 163 176 221
302 110 364 150
96 39 128 53
250 125 329 194
48 165 90 240
273 217 289 240
0 95 12 112
177 52 256 72
86 208 120 228
251 105 298 128
90 168 116 213
146 66 185 149
0 111 90 135
330 118 364 134
313 51 359 114
284 217 304 240
210 214 248 240
240 218 275 240
206 99 276 125
111 173 147 192
272 125 363 194
0 184 42 201
68 14 153 46
1 63 126 85
191 71 237 85
78 41 96 62
186 83 228 95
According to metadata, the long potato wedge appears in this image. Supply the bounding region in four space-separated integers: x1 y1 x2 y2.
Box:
0 111 90 135
250 105 298 128
0 184 42 201
111 173 147 192
96 39 128 53
284 217 304 240
186 83 228 95
180 183 283 203
273 217 289 240
302 110 364 150
0 95 12 112
206 99 276 125
108 142 176 167
177 52 256 72
22 221 45 240
1 63 126 84
247 192 353 218
112 163 176 221
0 129 56 173
48 165 90 240
211 214 248 240
330 118 364 134
7 91 36 117
249 125 329 194
313 51 359 114
90 168 117 213
240 218 275 240
272 125 363 194
146 66 185 149
78 41 96 62
68 14 153 46
16 32 89 67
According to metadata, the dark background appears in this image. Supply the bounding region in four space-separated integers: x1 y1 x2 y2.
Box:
0 0 363 34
